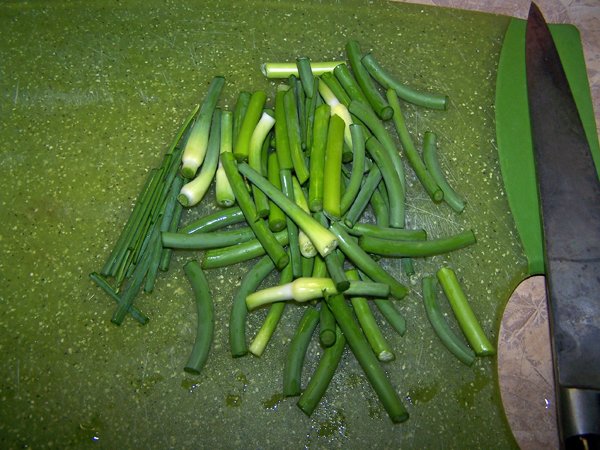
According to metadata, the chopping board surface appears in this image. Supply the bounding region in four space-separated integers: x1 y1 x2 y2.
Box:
1 0 585 448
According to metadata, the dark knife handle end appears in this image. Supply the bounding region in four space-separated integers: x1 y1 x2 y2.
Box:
559 387 600 449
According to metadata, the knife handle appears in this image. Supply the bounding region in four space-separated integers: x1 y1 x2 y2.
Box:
559 387 600 449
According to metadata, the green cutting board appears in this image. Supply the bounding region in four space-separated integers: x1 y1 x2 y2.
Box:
0 1 595 448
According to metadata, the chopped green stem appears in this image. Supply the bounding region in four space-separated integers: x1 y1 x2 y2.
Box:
422 276 475 366
201 230 288 269
349 100 406 190
301 255 315 277
216 110 236 207
283 306 320 396
358 229 476 258
183 261 214 374
361 53 448 110
311 254 328 278
374 299 407 336
422 131 466 213
324 250 350 293
248 111 276 217
111 227 160 325
158 194 184 271
248 261 292 357
261 61 345 78
346 269 394 362
347 223 427 241
178 109 222 207
181 76 225 178
371 182 390 228
238 163 338 258
387 89 443 203
343 163 382 228
89 272 149 325
292 176 317 258
340 124 366 214
296 56 315 98
267 152 287 232
283 87 310 184
317 80 340 107
364 136 405 228
325 292 409 423
308 104 331 211
233 90 267 161
233 91 251 144
246 277 388 310
317 303 336 351
346 40 393 120
304 77 319 154
221 152 289 270
322 114 345 220
230 255 275 357
179 206 244 234
297 325 345 416
320 72 351 106
334 63 371 107
274 86 294 170
330 222 408 299
162 226 255 250
436 267 495 356
278 169 303 278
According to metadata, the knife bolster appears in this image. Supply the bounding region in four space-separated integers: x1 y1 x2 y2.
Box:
559 387 600 449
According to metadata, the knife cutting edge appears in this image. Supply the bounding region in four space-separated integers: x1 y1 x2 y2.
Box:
525 3 600 449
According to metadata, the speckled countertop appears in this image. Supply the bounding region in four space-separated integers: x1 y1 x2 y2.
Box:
398 2 599 449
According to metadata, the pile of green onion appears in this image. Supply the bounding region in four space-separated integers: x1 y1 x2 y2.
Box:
91 40 494 424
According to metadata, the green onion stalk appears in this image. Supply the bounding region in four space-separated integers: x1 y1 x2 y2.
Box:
248 111 276 218
261 61 345 79
178 109 222 207
245 277 389 311
215 110 236 207
237 162 338 258
181 76 225 178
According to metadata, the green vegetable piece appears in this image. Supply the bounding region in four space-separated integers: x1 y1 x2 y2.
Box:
323 114 345 220
436 267 495 356
237 162 338 258
325 292 409 423
248 259 291 357
179 206 245 234
283 306 320 397
319 302 337 348
387 89 443 203
233 90 267 161
181 76 225 178
183 261 214 375
358 229 476 258
330 222 408 299
178 108 222 207
201 230 289 270
283 87 310 184
261 60 345 79
230 255 275 358
267 152 287 232
346 269 394 362
422 276 475 366
361 52 448 110
215 110 236 207
308 104 331 212
221 152 289 270
346 40 393 120
422 131 466 213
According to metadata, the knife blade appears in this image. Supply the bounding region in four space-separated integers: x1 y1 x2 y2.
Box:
525 3 600 449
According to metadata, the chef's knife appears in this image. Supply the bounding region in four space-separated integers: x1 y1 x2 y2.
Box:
525 3 600 449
